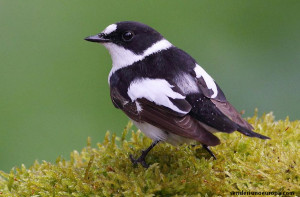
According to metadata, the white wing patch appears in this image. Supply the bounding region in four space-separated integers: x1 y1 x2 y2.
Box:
106 39 172 82
194 64 218 98
135 101 142 112
102 24 117 34
175 73 199 94
127 78 188 114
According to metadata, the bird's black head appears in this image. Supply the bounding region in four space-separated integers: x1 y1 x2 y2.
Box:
85 21 164 54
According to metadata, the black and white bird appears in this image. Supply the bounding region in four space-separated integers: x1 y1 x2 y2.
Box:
85 21 269 168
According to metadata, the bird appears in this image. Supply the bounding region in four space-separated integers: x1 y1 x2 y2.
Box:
85 21 270 168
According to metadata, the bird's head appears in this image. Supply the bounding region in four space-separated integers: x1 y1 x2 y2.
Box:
85 21 172 69
85 21 163 54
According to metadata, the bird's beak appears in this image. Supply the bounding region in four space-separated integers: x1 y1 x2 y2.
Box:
84 33 110 43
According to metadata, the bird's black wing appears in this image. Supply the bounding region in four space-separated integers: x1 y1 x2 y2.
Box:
183 64 268 139
110 87 220 146
186 93 239 133
160 47 253 131
187 64 253 132
160 47 265 138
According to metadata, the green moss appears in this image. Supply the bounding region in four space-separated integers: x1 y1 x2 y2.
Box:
0 111 299 196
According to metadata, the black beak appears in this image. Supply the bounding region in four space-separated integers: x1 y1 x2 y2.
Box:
84 33 110 43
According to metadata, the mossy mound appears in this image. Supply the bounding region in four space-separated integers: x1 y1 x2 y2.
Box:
0 112 299 196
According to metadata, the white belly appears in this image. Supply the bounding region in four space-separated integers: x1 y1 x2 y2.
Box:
131 120 193 146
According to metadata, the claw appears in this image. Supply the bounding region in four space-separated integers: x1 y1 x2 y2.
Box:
129 153 149 168
202 144 217 160
129 140 160 168
129 154 137 165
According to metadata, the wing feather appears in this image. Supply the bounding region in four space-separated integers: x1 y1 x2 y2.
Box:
138 99 221 146
211 100 254 130
190 63 253 131
111 87 220 146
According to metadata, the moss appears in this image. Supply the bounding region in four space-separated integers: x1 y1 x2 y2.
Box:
0 111 299 196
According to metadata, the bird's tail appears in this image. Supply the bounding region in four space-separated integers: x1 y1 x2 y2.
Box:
237 125 270 139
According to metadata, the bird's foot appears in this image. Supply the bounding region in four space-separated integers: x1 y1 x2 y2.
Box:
202 144 217 160
129 140 160 168
129 150 149 168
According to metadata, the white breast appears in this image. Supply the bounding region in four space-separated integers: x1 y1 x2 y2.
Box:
132 120 192 146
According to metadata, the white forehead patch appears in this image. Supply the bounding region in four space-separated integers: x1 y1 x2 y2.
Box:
194 64 218 98
102 24 117 34
127 78 188 114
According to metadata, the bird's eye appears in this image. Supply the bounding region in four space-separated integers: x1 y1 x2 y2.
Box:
122 31 134 41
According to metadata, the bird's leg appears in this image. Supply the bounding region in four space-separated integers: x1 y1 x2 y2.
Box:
130 140 160 168
202 144 217 160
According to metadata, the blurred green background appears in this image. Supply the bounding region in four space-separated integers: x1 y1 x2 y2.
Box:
0 0 299 172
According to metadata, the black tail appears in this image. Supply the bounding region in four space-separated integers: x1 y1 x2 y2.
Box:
237 125 270 139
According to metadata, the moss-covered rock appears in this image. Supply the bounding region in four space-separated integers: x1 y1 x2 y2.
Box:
0 112 299 196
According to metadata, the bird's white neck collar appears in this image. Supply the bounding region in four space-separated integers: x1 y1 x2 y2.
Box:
105 39 173 83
